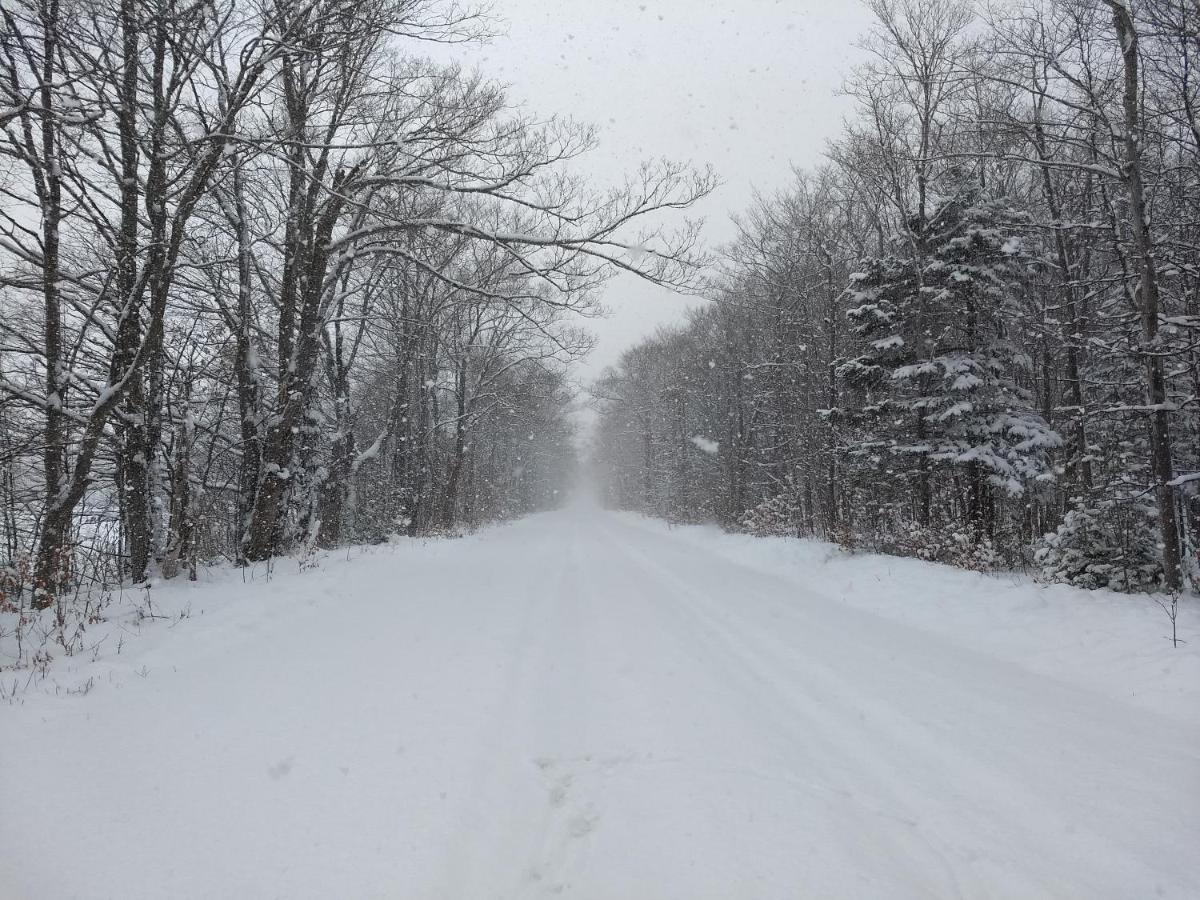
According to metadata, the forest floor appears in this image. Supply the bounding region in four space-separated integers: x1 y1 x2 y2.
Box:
2 504 1198 899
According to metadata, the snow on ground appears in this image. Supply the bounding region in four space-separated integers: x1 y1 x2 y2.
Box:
615 512 1200 722
2 504 1198 899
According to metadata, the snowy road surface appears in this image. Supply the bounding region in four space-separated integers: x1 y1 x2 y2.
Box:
4 507 1198 899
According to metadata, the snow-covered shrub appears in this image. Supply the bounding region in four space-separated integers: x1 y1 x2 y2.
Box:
946 529 1001 572
879 521 948 562
879 521 1000 571
1034 502 1164 592
739 493 798 537
0 557 30 613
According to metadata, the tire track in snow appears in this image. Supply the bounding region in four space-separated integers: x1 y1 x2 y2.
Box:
435 515 612 899
597 515 1199 899
587 520 969 898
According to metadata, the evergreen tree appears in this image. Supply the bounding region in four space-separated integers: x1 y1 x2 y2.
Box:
840 182 1061 537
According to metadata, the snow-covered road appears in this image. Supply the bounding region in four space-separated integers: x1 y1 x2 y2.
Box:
4 507 1198 899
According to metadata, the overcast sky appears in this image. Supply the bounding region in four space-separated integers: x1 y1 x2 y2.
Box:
445 0 876 382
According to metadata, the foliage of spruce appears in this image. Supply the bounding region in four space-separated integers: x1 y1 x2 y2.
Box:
1035 502 1165 593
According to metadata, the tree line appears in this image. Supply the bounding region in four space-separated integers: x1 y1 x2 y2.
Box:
594 0 1200 594
0 0 712 619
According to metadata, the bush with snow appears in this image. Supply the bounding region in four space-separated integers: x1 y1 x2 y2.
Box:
739 493 798 537
1034 502 1164 592
877 520 1000 572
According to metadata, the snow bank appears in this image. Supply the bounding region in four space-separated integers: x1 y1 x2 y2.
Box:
0 532 483 701
614 512 1200 722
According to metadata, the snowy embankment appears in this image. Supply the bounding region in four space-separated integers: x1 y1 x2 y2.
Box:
614 512 1200 722
2 507 1198 899
1 537 474 702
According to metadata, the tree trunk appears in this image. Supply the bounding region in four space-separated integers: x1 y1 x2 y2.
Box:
1107 0 1184 591
33 0 67 609
232 162 262 562
408 348 437 536
1031 95 1092 492
243 163 350 560
441 364 469 529
162 383 194 581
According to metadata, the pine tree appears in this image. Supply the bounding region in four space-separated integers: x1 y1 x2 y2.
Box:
840 181 1061 537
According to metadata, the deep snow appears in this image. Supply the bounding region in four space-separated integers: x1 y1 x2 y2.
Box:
2 506 1198 899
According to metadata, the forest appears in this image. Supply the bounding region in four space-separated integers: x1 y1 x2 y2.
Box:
2 0 1198 646
0 0 711 624
593 0 1200 596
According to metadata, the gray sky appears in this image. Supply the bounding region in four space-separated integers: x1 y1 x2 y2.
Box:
448 0 875 380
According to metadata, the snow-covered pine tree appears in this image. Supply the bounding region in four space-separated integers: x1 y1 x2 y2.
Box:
840 179 1061 540
1034 498 1164 592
